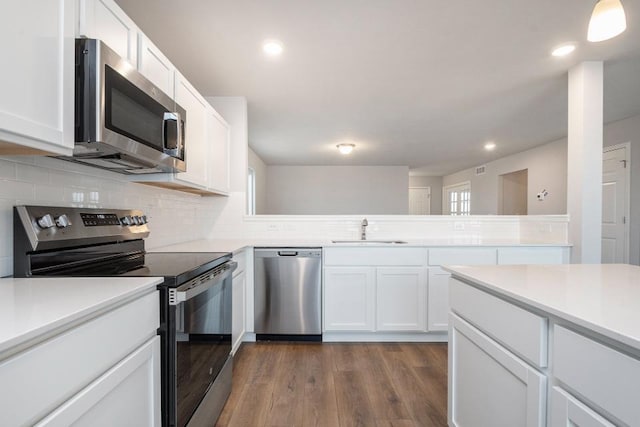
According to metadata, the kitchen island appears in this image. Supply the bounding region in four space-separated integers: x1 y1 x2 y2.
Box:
444 264 640 427
0 277 162 426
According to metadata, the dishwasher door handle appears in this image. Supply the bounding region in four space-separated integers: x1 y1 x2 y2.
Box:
277 251 299 256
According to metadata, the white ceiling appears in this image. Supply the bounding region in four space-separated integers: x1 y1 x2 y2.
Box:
115 0 640 175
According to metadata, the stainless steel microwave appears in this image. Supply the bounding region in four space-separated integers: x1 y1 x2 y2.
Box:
62 38 186 174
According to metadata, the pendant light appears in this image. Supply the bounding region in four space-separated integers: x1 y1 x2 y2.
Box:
587 0 627 42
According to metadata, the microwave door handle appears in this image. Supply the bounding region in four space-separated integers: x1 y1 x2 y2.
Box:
162 112 181 156
169 262 237 305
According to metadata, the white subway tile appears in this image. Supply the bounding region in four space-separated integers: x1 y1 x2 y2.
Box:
0 180 35 200
16 163 49 183
0 159 16 179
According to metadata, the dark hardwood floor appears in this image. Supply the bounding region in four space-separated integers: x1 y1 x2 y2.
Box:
215 342 448 427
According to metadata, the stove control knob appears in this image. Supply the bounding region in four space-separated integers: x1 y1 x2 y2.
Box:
120 216 132 226
140 215 148 224
55 214 71 228
36 214 55 229
132 216 140 225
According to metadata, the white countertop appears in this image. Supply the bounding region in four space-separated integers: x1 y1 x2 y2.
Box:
443 264 640 351
151 238 571 254
0 277 162 358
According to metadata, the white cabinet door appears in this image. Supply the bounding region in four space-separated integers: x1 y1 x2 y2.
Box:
206 108 231 194
550 387 615 427
175 72 208 188
427 267 450 331
77 0 138 65
449 314 546 427
324 267 375 331
36 336 161 427
376 267 426 331
137 35 175 97
0 0 74 155
232 269 246 355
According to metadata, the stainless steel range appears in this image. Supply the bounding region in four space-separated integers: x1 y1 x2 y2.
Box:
13 205 235 427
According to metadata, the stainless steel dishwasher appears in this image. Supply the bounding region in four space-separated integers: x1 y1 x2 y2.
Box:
254 248 322 341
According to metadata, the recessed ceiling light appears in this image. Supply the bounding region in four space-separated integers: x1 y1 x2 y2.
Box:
551 43 576 57
337 143 355 155
262 39 284 56
484 142 496 151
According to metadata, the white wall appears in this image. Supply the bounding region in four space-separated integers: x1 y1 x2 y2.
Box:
443 138 567 215
409 175 443 214
0 156 225 277
264 166 409 215
603 114 640 266
247 148 267 214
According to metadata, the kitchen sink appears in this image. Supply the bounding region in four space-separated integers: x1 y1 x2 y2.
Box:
331 240 408 244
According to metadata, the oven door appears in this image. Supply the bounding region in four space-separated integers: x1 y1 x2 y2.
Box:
169 261 236 427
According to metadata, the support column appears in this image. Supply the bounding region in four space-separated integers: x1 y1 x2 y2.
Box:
567 62 603 263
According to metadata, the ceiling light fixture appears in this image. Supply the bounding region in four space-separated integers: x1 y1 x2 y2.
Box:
551 43 576 57
262 39 284 56
337 143 355 155
484 142 496 151
587 0 627 42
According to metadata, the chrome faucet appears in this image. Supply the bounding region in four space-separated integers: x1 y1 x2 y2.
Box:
360 218 368 240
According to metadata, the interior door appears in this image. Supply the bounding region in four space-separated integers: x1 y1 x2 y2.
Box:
409 187 431 215
601 145 628 263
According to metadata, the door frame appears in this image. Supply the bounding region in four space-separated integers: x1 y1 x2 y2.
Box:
443 181 471 215
603 142 631 264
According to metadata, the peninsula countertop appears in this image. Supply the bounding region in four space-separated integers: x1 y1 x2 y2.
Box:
442 263 640 352
151 238 571 254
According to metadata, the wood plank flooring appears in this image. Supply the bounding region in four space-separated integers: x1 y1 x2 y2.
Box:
215 342 448 427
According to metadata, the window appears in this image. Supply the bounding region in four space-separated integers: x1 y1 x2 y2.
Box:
247 167 256 215
444 182 471 215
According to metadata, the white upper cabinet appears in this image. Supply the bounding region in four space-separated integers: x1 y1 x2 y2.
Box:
77 0 138 65
174 72 208 188
137 35 175 97
206 109 230 194
0 0 74 156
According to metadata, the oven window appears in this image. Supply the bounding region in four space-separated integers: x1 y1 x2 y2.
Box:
175 277 231 427
104 65 166 152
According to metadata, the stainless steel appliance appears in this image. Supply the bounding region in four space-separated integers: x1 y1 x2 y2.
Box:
64 38 186 174
254 248 322 340
13 205 234 427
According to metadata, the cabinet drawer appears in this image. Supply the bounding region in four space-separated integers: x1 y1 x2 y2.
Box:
0 291 159 427
497 247 567 265
428 248 496 266
324 247 427 266
450 278 547 367
450 314 546 427
553 326 640 426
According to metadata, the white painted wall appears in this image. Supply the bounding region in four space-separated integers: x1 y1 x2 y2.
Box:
264 166 409 215
443 138 567 215
409 175 443 214
603 114 640 266
247 148 267 214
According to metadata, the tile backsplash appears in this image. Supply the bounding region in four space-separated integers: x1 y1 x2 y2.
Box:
0 155 228 277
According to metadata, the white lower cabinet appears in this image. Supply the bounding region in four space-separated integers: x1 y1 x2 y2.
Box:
0 291 159 426
427 267 450 331
324 267 375 331
232 250 247 354
550 387 615 427
376 267 426 331
36 336 161 427
449 314 546 427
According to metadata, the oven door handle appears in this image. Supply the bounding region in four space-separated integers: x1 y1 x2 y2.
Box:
169 261 237 305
